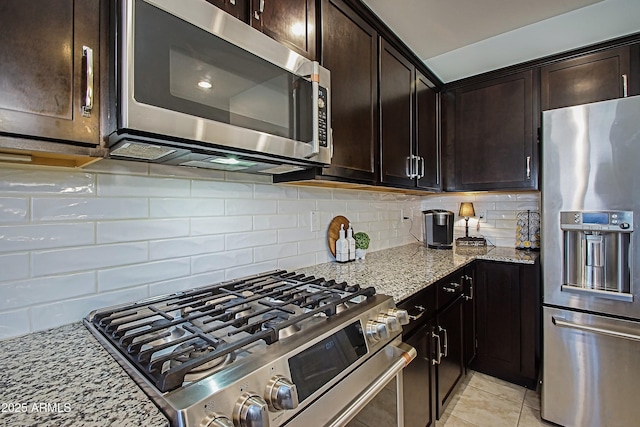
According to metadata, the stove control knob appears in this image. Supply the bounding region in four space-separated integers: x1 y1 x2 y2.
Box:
205 414 234 427
377 313 400 332
265 376 299 411
387 308 410 326
366 320 390 342
233 393 270 427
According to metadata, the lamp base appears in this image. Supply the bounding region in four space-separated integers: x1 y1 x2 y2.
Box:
456 236 487 247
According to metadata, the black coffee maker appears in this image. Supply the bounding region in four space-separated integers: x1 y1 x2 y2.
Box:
422 209 454 249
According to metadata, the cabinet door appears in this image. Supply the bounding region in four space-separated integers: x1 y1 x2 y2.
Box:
0 0 100 146
416 71 440 190
204 0 249 21
541 46 631 110
251 0 316 59
319 0 377 182
436 297 464 418
474 262 522 377
453 70 536 191
404 321 436 427
380 39 415 187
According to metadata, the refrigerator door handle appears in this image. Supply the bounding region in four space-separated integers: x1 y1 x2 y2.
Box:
552 316 640 342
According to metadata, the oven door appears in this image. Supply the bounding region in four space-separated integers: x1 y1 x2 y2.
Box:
285 339 416 427
117 0 331 164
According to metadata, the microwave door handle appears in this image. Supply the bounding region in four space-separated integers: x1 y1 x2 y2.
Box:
305 62 321 159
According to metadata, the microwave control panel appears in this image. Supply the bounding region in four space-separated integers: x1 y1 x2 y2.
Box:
318 86 328 147
560 211 633 232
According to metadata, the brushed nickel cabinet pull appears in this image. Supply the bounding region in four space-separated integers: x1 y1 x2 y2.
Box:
432 331 442 365
254 0 265 19
526 155 531 179
622 74 628 98
81 46 94 117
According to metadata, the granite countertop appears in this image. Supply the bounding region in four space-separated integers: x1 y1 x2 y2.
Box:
0 243 537 427
299 243 539 302
0 323 169 427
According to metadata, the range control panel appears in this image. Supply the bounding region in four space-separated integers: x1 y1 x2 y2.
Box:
560 211 633 232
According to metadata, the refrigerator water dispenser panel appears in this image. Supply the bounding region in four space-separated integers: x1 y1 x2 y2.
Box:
561 211 633 301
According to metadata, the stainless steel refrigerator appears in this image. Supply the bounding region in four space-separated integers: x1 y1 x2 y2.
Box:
541 95 640 427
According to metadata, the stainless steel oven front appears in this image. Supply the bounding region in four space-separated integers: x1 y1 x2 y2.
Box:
110 0 331 171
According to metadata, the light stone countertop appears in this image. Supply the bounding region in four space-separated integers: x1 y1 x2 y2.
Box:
0 323 169 427
299 243 539 303
0 243 537 427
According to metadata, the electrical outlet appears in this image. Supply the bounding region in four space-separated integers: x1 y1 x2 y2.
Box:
310 211 320 232
478 209 488 223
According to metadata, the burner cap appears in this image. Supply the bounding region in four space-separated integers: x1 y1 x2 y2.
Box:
170 338 235 379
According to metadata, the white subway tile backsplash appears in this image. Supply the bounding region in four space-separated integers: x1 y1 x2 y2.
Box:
0 197 28 223
253 214 298 230
191 216 253 235
98 258 191 292
254 184 298 200
277 227 317 243
226 230 277 250
97 218 189 243
149 235 225 260
0 163 430 339
487 210 516 220
0 223 94 253
149 271 226 297
150 198 223 218
0 309 30 340
31 287 148 332
254 243 298 262
0 168 95 194
31 243 148 277
32 197 148 221
98 174 189 197
192 249 253 274
226 199 277 216
225 261 278 280
191 180 253 198
0 253 29 281
0 272 95 310
278 199 316 214
277 253 316 271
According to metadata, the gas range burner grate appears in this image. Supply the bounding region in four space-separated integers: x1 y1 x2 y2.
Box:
87 270 375 392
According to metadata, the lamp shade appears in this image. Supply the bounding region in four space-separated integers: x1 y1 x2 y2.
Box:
459 202 475 218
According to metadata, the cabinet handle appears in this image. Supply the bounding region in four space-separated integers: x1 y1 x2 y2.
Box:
229 0 236 4
254 0 265 19
81 46 94 117
442 282 460 293
464 284 473 301
526 156 531 179
406 156 416 179
432 331 442 365
408 305 426 321
622 74 628 98
439 326 449 357
419 156 425 179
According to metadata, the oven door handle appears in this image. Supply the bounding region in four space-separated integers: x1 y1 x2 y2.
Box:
327 342 416 427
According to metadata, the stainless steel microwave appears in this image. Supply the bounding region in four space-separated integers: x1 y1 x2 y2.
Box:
108 0 331 174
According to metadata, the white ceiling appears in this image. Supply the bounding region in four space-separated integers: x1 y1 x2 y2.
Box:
360 0 640 83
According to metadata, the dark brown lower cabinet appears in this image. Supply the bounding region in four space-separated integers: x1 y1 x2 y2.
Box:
436 295 464 417
471 260 540 389
403 319 436 427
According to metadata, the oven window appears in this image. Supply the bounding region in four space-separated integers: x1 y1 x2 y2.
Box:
133 0 313 141
289 321 367 403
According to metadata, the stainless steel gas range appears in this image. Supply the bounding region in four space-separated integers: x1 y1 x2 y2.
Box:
84 270 415 427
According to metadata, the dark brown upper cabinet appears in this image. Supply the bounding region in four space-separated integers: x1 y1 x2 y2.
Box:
205 0 316 60
541 46 631 111
416 71 440 191
0 0 102 150
448 69 537 191
379 39 415 187
318 0 378 183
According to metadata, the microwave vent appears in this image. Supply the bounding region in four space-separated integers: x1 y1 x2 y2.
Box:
110 142 177 160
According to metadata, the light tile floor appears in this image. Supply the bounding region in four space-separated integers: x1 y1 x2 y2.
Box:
436 371 555 427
